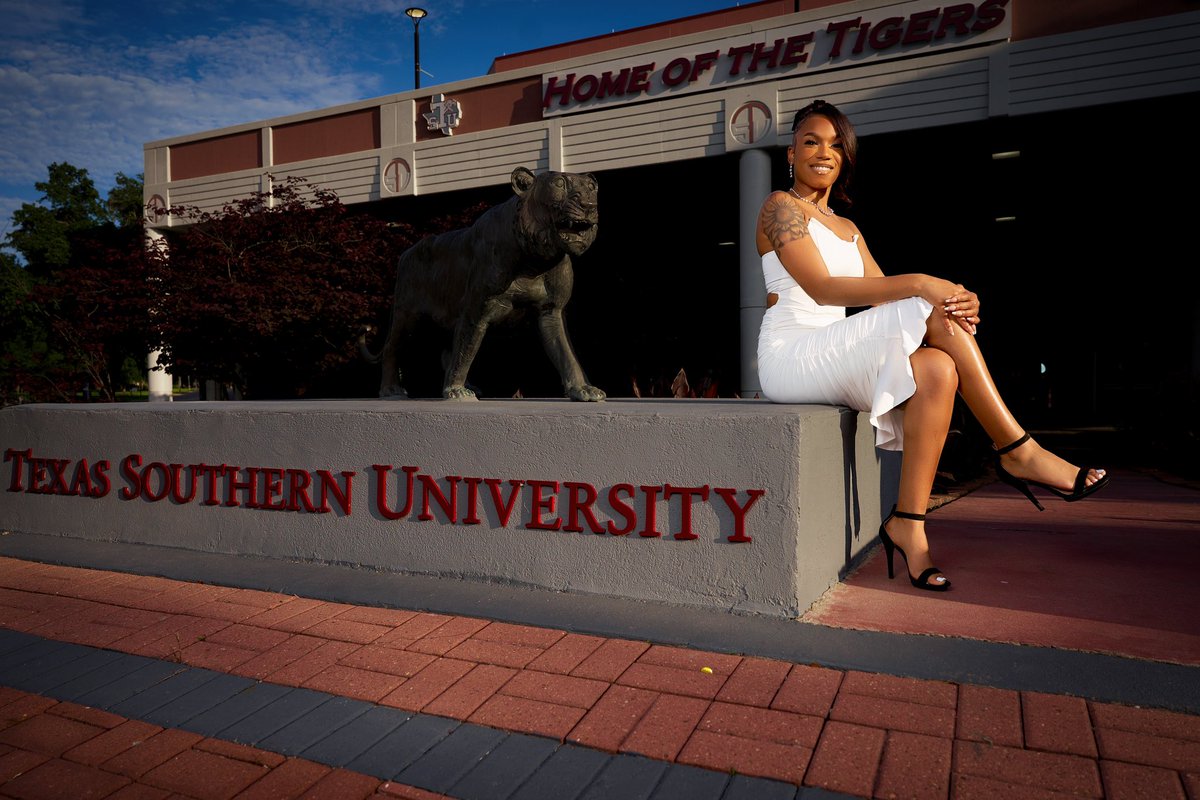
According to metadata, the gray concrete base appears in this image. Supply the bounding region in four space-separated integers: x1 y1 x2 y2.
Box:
0 399 896 617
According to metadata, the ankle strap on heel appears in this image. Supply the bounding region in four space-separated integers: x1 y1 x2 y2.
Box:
891 508 925 521
994 432 1031 455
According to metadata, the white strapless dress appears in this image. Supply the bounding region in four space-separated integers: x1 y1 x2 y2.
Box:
756 216 934 451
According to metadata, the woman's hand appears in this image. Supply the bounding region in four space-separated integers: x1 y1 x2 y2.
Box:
919 277 979 336
944 289 979 336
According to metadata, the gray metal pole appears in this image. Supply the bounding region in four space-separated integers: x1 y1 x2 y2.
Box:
739 147 772 399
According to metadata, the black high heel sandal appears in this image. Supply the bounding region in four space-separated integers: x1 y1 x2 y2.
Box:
878 506 950 592
993 433 1110 511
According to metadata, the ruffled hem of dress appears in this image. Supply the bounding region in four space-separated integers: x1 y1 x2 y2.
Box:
868 297 935 451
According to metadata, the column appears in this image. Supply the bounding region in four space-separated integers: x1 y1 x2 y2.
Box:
145 227 173 402
739 147 771 398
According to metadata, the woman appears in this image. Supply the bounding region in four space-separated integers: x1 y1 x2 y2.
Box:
756 100 1108 591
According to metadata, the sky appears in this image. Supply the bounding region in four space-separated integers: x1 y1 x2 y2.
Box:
0 0 740 242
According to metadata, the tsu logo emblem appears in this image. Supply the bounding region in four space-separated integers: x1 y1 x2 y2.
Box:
424 94 463 136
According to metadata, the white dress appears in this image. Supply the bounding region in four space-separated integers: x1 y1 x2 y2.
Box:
756 215 934 451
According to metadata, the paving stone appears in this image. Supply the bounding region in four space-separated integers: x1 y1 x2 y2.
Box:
140 673 257 729
46 701 123 730
770 665 843 717
469 693 587 740
1022 692 1098 757
0 629 40 654
194 737 285 768
1100 760 1187 800
15 647 125 694
577 753 670 800
874 730 952 800
234 758 330 800
499 669 608 710
181 681 296 738
101 728 204 779
72 659 184 709
698 701 823 747
803 721 886 797
831 690 957 738
839 671 957 709
422 663 517 719
620 694 710 761
50 653 161 704
406 616 490 656
472 621 564 649
444 638 543 669
140 746 269 798
0 713 106 757
0 640 90 687
0 748 50 783
953 739 1103 797
617 662 727 699
647 762 729 799
216 688 332 746
957 684 1023 748
507 742 611 800
525 633 606 675
721 774 798 800
1090 702 1200 743
302 664 406 703
1095 727 1200 773
450 732 558 800
257 694 370 756
394 723 507 792
298 767 382 799
109 668 223 719
0 755 131 799
346 713 459 780
715 656 792 708
63 719 162 767
301 706 411 767
678 729 811 785
567 685 658 752
570 639 650 682
378 658 474 712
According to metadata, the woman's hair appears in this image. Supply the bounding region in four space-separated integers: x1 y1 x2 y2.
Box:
791 99 857 207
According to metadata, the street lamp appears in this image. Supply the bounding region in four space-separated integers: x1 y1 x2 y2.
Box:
405 7 427 91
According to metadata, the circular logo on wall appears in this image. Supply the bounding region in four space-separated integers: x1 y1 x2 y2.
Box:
146 194 168 222
384 159 412 194
730 101 773 145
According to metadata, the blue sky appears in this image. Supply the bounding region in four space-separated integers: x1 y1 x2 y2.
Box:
0 0 738 240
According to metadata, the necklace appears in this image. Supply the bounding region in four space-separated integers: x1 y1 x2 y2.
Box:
789 188 835 217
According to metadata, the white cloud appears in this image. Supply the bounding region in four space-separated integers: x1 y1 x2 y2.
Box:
0 3 393 199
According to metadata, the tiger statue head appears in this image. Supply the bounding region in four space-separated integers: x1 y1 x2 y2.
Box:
512 167 599 260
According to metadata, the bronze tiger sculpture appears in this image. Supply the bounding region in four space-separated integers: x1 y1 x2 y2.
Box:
362 166 604 401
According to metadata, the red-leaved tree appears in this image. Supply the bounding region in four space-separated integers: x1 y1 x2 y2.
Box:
149 177 413 398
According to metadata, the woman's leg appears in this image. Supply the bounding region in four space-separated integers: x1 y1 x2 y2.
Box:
922 318 1105 489
887 347 957 583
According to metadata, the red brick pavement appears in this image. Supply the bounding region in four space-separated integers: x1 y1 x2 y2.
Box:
1 556 1199 798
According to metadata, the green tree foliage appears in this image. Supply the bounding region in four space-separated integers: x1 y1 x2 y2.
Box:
105 172 147 228
150 177 414 399
7 163 109 276
2 165 149 403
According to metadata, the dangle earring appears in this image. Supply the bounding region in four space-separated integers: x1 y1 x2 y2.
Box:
788 162 793 179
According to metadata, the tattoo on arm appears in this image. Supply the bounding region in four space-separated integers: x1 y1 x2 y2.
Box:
761 195 809 251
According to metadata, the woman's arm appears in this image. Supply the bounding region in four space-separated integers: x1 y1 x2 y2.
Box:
758 194 977 333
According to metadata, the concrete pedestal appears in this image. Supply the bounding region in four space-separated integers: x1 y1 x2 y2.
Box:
0 399 895 617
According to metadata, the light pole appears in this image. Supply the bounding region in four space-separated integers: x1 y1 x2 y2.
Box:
405 7 427 91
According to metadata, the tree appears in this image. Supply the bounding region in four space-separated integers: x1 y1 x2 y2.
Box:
6 163 109 277
1 166 149 404
149 177 413 399
105 172 146 228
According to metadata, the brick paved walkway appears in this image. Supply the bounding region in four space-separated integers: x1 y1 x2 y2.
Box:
2 555 1199 799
